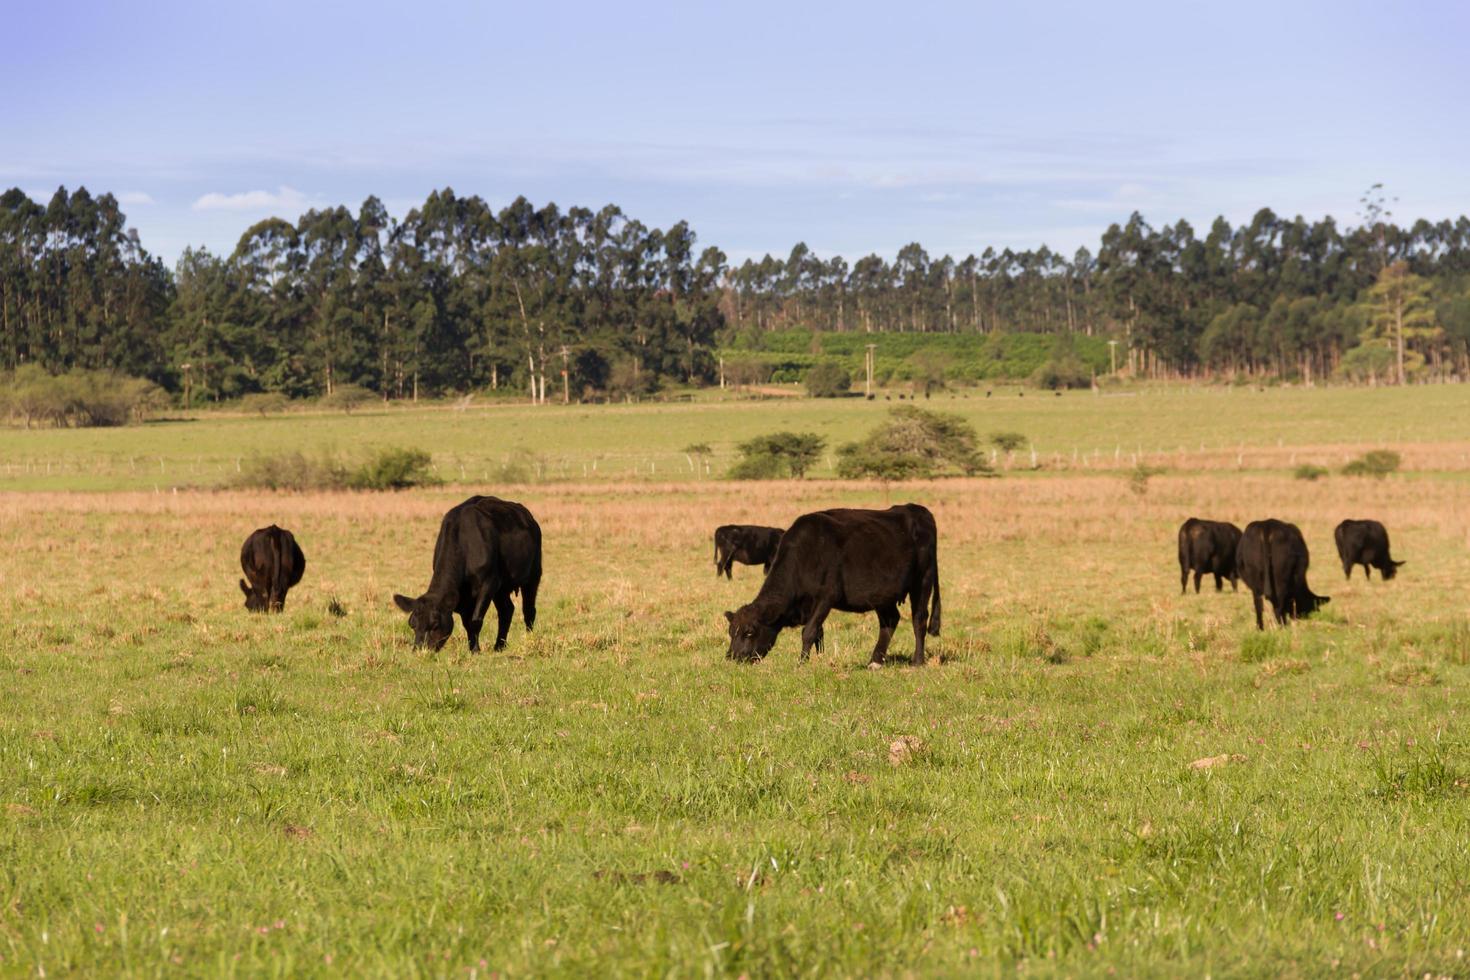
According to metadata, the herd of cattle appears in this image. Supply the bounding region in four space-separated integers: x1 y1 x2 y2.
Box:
238 496 1402 662
1179 516 1402 629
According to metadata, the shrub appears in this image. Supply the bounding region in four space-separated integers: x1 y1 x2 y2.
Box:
348 448 439 490
239 392 290 416
837 406 990 479
235 451 350 491
728 432 826 480
990 431 1028 453
1342 450 1401 478
321 383 376 413
1126 464 1166 496
804 361 851 398
1 366 163 427
235 446 439 491
1294 463 1329 481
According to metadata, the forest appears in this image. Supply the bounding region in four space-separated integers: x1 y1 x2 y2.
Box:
2 184 1469 404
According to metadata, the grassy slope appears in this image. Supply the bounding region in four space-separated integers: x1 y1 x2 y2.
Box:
1 387 1469 975
1 382 1469 491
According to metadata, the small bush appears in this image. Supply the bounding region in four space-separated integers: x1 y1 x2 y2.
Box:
1293 464 1329 481
1 366 163 428
235 446 438 491
321 383 376 413
804 361 851 398
1342 450 1401 478
837 406 990 480
728 432 826 480
348 448 439 490
235 452 350 491
990 431 1028 453
1126 464 1166 496
239 392 290 416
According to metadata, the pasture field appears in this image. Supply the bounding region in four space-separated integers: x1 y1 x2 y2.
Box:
2 382 1470 490
2 387 1470 976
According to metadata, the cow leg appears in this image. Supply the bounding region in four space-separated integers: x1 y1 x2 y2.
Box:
1251 590 1264 630
909 594 930 666
464 617 483 653
722 557 733 579
800 601 832 662
1231 573 1239 592
870 604 901 665
1180 562 1188 594
1342 560 1352 580
1213 572 1224 591
1363 564 1372 581
1193 570 1203 594
492 592 515 651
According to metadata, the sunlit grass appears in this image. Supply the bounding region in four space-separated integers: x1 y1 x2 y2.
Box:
1 463 1468 974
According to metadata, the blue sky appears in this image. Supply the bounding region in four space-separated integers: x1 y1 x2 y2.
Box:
3 0 1466 266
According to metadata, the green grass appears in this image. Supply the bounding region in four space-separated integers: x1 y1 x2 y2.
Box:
2 386 1470 975
2 382 1469 491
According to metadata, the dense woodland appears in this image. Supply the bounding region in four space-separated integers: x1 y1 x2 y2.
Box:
3 185 1470 404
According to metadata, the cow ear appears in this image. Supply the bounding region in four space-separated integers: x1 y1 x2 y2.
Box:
1320 595 1332 604
723 610 734 623
239 579 250 597
393 594 415 613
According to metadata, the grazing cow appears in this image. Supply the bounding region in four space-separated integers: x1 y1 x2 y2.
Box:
713 524 784 579
239 525 306 613
1334 519 1404 581
1236 519 1329 629
393 495 542 652
724 504 941 665
1177 518 1242 593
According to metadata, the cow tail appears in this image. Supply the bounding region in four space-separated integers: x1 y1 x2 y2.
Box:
928 571 942 636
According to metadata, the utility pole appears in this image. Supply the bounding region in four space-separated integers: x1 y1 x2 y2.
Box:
865 344 877 397
1108 340 1118 375
560 345 570 404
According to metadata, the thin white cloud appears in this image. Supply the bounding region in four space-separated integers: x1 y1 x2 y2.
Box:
192 185 308 212
117 191 155 206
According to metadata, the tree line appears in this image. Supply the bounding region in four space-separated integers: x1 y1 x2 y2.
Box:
3 184 1469 403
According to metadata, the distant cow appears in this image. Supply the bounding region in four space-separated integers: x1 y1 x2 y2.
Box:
1236 519 1329 629
1178 518 1242 593
393 495 542 652
1334 519 1404 581
724 504 941 665
713 524 784 578
239 525 306 613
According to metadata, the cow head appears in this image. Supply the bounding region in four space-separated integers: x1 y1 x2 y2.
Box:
724 606 779 662
1382 560 1405 580
240 579 269 613
1295 590 1331 618
394 593 454 650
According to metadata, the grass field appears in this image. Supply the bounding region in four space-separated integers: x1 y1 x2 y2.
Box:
3 387 1470 976
2 382 1469 491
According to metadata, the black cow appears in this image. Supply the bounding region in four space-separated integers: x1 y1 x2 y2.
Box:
1236 519 1330 629
393 495 542 652
724 504 941 665
1334 519 1404 581
239 525 306 613
1178 518 1242 593
713 524 784 578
